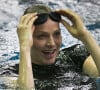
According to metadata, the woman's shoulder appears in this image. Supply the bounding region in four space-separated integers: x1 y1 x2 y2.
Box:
58 44 90 72
60 44 89 55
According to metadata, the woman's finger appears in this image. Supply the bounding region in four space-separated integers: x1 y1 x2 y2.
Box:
61 19 73 34
18 14 30 25
28 16 38 33
19 13 37 25
27 15 38 26
56 9 79 23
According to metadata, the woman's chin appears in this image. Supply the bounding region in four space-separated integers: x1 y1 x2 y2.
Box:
43 58 56 65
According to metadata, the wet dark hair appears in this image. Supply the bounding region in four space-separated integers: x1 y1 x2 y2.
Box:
23 5 61 25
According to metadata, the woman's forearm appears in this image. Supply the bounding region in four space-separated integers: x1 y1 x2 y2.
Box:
17 48 35 89
82 30 100 74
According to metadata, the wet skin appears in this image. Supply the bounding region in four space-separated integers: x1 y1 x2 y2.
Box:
31 18 62 65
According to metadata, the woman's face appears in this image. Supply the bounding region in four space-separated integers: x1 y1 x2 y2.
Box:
31 18 62 65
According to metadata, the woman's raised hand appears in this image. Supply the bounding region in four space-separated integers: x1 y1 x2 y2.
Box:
17 13 38 50
56 9 89 41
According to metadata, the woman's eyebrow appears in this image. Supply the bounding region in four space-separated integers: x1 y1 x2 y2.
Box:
35 28 61 34
51 28 61 32
54 29 61 32
35 31 48 35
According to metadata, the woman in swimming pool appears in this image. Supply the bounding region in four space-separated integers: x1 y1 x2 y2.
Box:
17 5 100 89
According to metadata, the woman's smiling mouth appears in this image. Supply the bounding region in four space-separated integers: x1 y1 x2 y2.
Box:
42 49 57 59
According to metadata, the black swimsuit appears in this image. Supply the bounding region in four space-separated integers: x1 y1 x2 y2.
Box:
4 44 97 90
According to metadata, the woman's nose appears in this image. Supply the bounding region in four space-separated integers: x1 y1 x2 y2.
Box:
46 36 55 47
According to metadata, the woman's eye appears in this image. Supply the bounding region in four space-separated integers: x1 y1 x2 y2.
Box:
54 31 61 36
37 35 47 39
